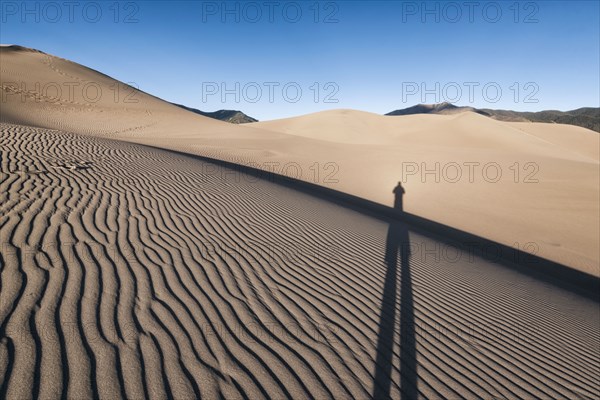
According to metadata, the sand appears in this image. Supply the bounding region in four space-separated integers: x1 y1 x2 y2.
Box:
1 45 599 399
1 46 598 275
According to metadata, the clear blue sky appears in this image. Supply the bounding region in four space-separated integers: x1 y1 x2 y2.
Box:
1 1 599 120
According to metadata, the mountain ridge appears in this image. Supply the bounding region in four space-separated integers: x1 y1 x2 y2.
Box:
386 103 600 132
172 103 258 124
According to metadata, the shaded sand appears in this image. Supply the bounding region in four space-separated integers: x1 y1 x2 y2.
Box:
1 46 598 275
1 123 599 399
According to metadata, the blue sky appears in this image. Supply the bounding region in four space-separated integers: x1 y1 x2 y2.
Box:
1 1 599 120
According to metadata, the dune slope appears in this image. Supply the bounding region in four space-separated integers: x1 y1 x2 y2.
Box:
1 45 598 274
1 123 599 399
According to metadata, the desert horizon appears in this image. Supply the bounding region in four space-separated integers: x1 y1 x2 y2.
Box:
1 2 599 399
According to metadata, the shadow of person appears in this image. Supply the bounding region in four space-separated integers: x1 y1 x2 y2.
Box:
373 186 417 399
393 182 405 212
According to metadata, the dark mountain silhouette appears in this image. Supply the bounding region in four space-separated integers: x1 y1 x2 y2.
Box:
480 107 599 132
385 102 485 116
172 103 258 124
386 103 600 132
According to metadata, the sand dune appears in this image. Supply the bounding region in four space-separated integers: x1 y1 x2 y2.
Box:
1 45 598 275
0 47 600 276
1 123 598 399
505 121 600 162
1 44 599 398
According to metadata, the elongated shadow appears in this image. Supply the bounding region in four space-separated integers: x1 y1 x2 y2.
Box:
373 184 417 399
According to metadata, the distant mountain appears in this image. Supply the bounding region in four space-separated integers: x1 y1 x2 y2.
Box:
386 103 600 132
172 103 258 124
385 102 483 116
480 107 599 132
